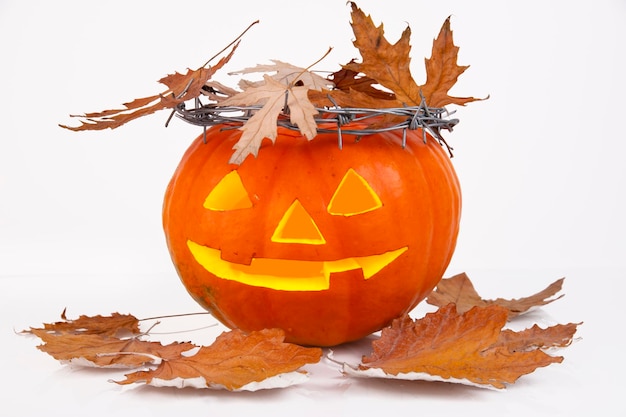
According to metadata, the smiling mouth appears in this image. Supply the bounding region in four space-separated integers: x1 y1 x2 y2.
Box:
187 240 408 291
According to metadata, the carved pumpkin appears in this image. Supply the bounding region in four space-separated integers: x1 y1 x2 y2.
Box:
162 124 461 346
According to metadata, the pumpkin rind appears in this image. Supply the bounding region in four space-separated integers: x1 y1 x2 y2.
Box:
162 125 461 346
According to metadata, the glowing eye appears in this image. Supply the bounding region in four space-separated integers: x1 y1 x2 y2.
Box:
327 169 383 216
204 170 253 211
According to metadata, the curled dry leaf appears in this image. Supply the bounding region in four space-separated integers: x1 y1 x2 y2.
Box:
310 2 483 130
328 62 396 101
495 323 581 352
30 330 195 368
346 304 578 389
421 16 483 107
60 44 239 131
345 2 422 106
24 310 195 368
219 65 324 164
24 310 140 337
319 3 482 109
117 328 322 391
229 59 331 90
427 272 565 317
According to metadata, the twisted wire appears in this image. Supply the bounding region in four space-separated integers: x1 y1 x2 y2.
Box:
172 94 459 156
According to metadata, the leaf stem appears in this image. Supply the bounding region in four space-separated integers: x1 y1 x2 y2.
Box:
138 312 213 322
202 20 260 68
290 46 333 87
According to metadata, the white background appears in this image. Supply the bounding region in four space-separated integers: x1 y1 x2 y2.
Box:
1 0 625 415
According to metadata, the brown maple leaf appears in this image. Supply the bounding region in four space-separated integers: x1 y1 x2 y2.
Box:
340 2 481 109
349 304 575 389
421 17 483 107
59 43 239 131
495 323 580 352
427 272 565 317
24 310 195 368
25 310 140 338
329 62 396 101
116 328 322 391
30 329 195 368
347 2 421 106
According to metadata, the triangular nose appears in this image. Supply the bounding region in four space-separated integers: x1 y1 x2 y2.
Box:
271 199 326 245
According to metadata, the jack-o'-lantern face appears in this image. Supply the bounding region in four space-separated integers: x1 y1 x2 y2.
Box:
187 168 408 291
163 126 461 346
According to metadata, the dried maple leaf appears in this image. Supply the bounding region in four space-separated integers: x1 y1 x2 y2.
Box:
342 2 481 109
495 323 580 352
347 2 421 106
219 75 292 164
59 43 239 131
345 304 575 389
30 329 195 368
230 59 332 90
420 17 482 107
329 62 396 101
427 272 565 317
116 328 322 391
24 310 194 368
220 72 320 164
24 310 140 338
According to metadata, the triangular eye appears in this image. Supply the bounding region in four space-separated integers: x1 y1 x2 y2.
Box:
204 170 253 211
327 169 383 216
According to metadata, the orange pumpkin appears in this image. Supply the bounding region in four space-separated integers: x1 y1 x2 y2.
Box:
162 124 461 346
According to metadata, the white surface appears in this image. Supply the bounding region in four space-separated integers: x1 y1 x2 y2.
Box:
1 0 625 416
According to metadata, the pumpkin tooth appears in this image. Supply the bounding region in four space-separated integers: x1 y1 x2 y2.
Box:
353 247 408 279
321 247 407 280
